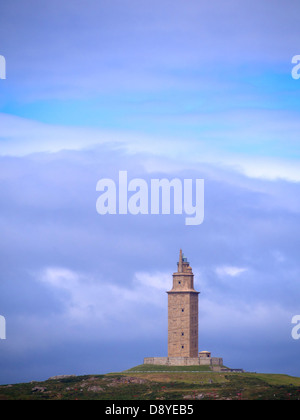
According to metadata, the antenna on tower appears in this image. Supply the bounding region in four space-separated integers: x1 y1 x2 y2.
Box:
178 249 183 272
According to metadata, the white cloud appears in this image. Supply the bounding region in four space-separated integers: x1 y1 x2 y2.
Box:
37 267 168 328
1 111 300 183
215 266 248 278
200 298 292 340
0 113 123 156
134 271 170 291
222 155 300 183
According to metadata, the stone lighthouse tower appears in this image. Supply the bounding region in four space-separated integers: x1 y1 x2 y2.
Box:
167 249 199 358
143 250 224 367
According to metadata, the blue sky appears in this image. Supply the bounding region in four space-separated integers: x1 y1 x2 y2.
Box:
1 0 300 384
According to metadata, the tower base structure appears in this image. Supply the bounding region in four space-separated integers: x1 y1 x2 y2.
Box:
144 354 223 370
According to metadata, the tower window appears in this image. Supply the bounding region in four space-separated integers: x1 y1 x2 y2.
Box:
181 345 184 349
181 308 184 312
181 332 184 336
178 281 181 285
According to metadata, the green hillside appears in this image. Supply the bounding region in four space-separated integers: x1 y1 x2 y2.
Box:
1 366 300 400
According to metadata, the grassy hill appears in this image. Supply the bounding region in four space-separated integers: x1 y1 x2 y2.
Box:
1 365 300 400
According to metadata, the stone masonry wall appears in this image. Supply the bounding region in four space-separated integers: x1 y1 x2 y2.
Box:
144 357 223 367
